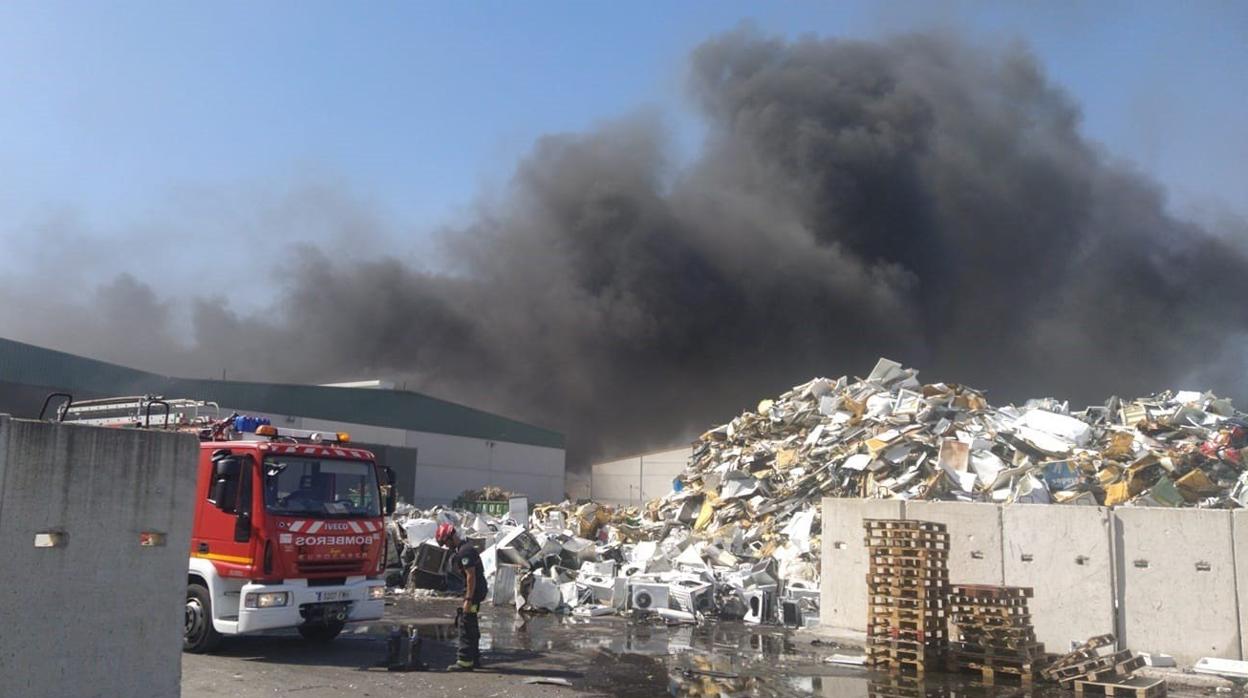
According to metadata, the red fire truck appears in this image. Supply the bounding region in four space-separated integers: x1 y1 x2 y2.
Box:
55 395 396 653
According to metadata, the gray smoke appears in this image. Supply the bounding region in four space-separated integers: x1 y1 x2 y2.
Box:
6 28 1248 467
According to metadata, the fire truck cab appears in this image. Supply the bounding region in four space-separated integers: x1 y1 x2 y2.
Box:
56 396 397 653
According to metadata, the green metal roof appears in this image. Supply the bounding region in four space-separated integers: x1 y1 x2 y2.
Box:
0 337 564 449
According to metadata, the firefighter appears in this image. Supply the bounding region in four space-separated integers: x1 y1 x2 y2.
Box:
436 522 487 671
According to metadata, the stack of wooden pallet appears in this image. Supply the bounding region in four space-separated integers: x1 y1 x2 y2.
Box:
945 584 1046 684
1042 634 1164 696
866 676 944 698
864 519 950 676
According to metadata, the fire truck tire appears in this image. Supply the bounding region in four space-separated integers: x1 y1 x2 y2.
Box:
185 583 224 653
297 620 345 643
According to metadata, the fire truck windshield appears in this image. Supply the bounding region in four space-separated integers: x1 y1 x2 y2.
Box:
263 456 381 517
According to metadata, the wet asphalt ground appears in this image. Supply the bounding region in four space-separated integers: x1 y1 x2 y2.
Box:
183 595 1215 697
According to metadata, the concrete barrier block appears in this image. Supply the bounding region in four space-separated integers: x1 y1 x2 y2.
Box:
820 497 905 633
1232 510 1248 661
1003 503 1114 651
1114 507 1239 664
904 500 1003 585
0 418 198 698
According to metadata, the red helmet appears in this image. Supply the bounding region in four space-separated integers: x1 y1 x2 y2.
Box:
435 523 457 547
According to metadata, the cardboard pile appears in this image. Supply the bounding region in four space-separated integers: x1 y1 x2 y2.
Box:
864 519 949 676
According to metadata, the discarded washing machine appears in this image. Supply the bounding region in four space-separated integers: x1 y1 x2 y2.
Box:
629 583 670 612
414 542 450 575
669 578 715 614
496 528 542 567
743 589 773 624
578 573 616 603
492 563 523 606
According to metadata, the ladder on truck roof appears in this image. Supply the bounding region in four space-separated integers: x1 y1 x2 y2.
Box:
56 395 221 429
46 393 354 445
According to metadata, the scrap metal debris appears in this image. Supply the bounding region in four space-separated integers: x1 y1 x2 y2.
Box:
678 357 1248 515
385 357 1248 629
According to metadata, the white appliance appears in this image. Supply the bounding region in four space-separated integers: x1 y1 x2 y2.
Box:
743 589 773 624
578 573 616 603
669 578 715 614
630 583 670 612
492 563 522 606
579 560 617 577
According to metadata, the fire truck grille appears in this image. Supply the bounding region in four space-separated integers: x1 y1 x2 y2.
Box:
297 560 367 575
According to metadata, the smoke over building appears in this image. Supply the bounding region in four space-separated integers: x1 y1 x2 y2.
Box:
5 28 1248 466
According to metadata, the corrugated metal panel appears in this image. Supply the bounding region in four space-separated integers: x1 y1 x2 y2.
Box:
0 337 563 449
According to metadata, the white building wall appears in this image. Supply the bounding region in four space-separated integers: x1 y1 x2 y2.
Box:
225 409 566 508
591 446 692 506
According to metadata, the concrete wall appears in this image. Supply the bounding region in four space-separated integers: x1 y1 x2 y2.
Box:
0 416 198 698
1003 504 1115 651
904 501 1004 585
819 499 1248 665
819 497 905 635
1115 507 1240 664
590 446 692 506
235 409 567 507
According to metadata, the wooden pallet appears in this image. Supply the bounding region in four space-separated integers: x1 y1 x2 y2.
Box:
950 584 1034 599
870 606 947 618
867 564 950 577
1043 634 1118 680
865 528 950 542
953 629 1038 646
866 655 930 676
1064 655 1147 689
953 634 1038 651
864 519 947 533
873 584 948 601
868 549 943 559
867 576 949 588
867 676 945 698
866 644 936 662
948 595 1032 608
952 623 1038 639
1073 676 1166 697
867 625 948 643
869 636 948 650
948 641 1046 660
1056 652 1146 688
945 654 1039 684
948 606 1028 621
866 537 951 550
1054 649 1136 680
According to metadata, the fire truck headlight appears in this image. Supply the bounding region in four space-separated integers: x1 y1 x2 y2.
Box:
244 591 290 609
367 585 385 600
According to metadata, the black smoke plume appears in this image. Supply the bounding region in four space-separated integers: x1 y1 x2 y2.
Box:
6 28 1248 467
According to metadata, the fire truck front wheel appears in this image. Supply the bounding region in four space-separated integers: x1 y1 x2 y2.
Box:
297 620 345 643
185 583 224 653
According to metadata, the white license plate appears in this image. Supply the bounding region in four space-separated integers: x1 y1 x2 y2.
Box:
316 590 349 602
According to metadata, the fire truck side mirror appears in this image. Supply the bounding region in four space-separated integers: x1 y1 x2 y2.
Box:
208 457 242 513
382 466 397 515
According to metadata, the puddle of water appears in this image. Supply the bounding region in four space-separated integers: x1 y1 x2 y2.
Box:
382 597 1207 698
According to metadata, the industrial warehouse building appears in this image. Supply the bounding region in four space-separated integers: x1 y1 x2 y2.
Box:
0 337 566 507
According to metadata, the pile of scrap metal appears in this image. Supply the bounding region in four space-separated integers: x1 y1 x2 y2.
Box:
386 500 819 627
677 357 1248 513
383 356 1248 627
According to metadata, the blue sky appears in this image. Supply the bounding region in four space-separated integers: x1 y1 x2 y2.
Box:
1 1 1245 259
